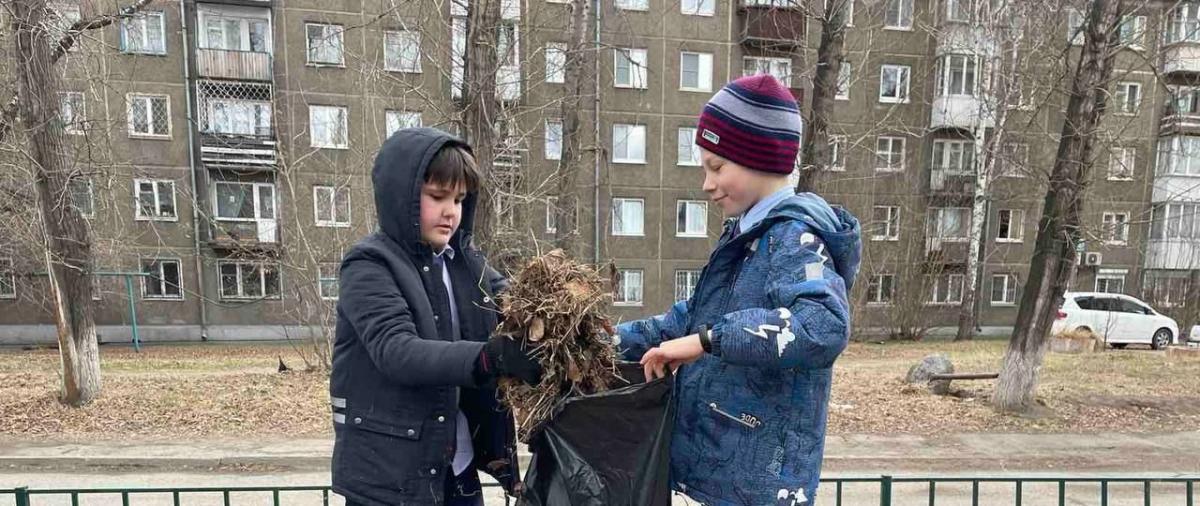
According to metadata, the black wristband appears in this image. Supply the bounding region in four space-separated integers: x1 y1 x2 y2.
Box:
697 325 712 354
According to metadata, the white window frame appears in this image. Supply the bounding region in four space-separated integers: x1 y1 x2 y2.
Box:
867 273 895 305
1102 212 1130 245
991 273 1017 305
929 207 971 242
313 185 351 228
70 177 94 218
545 42 567 83
383 30 422 73
127 94 171 138
121 11 166 55
614 269 644 306
871 205 900 241
675 269 701 301
676 200 708 238
1167 3 1200 45
679 51 714 92
612 123 647 164
197 8 272 53
944 0 970 23
677 127 701 166
305 23 345 66
385 109 421 138
1118 15 1146 49
309 105 349 149
203 97 271 137
614 48 648 89
995 208 1024 243
931 139 975 175
884 0 913 29
318 262 339 300
825 0 854 26
927 273 965 305
134 179 178 221
213 181 275 222
218 261 282 300
935 54 977 97
545 119 563 161
1067 8 1084 45
682 0 715 16
545 197 558 234
875 136 905 172
611 197 645 237
59 91 85 135
878 64 911 103
0 258 15 299
1109 146 1136 180
1114 82 1141 115
742 56 792 87
141 258 184 300
835 61 852 100
615 0 649 11
1095 270 1127 294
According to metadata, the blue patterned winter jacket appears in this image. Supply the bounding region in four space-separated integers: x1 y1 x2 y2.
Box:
617 192 861 506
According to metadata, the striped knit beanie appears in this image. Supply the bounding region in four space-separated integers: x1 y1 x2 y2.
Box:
695 74 802 175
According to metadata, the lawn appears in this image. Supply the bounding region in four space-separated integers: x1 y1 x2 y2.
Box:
1 339 1197 441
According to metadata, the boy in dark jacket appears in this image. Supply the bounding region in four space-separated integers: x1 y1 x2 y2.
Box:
617 75 862 505
330 128 540 506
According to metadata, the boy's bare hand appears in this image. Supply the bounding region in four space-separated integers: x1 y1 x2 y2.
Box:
640 334 705 382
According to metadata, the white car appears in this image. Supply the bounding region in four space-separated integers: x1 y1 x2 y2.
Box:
1052 292 1179 350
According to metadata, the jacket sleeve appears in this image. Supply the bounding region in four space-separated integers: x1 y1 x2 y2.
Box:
338 254 484 387
484 263 509 297
614 300 691 361
709 221 850 370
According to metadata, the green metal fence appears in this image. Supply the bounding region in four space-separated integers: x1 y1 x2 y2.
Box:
3 476 1197 505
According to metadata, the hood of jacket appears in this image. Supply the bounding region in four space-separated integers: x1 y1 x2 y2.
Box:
766 192 862 290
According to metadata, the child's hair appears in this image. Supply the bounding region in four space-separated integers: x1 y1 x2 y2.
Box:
426 145 481 193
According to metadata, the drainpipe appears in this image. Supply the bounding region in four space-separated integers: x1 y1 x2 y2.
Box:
592 0 602 264
178 0 208 340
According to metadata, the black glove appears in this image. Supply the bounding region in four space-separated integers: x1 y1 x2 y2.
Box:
475 333 543 385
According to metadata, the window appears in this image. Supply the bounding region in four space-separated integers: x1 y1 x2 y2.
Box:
835 61 851 100
828 135 846 170
1114 82 1141 115
219 261 281 300
1067 8 1084 45
59 92 85 134
1118 15 1146 48
0 258 14 299
1109 147 1135 180
203 97 271 137
743 57 792 87
451 17 466 99
214 182 275 221
309 105 348 149
1157 136 1200 176
611 198 644 236
135 179 177 220
932 139 975 175
927 273 964 305
1102 212 1130 244
825 0 854 25
496 21 519 68
1143 271 1192 307
616 0 648 10
545 42 567 83
1095 270 1126 294
929 207 970 241
1167 3 1200 44
69 178 94 218
871 206 900 241
127 94 170 137
1169 86 1200 116
991 274 1017 305
121 11 166 55
875 136 905 171
318 263 339 300
545 197 558 234
199 10 270 52
1151 202 1200 240
996 209 1024 242
614 48 648 88
945 0 971 22
383 30 421 73
935 55 976 97
682 0 715 16
675 270 701 301
614 269 644 306
999 142 1029 177
385 110 421 137
306 23 344 65
884 0 913 28
677 127 701 166
314 185 351 227
545 120 563 160
867 274 895 305
879 64 910 103
141 259 182 299
48 4 81 52
680 52 713 92
612 123 646 163
677 200 707 237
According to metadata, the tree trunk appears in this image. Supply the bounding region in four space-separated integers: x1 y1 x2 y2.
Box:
464 0 501 250
994 0 1124 414
1182 270 1200 342
14 0 101 406
795 0 847 193
553 0 594 257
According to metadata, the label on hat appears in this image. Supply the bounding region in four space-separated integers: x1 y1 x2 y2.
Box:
702 129 720 145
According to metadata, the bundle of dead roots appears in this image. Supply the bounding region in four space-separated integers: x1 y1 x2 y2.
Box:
495 250 621 442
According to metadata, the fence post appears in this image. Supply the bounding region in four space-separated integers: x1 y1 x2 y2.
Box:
15 487 29 506
880 475 893 506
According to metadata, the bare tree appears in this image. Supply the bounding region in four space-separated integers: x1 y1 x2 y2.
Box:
796 0 848 193
552 0 595 257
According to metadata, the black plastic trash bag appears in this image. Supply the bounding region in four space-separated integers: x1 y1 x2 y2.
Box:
519 362 675 506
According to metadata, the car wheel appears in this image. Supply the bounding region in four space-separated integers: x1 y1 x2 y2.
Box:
1074 326 1094 339
1151 328 1172 350
1111 343 1127 350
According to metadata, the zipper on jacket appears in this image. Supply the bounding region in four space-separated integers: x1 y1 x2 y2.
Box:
708 402 761 429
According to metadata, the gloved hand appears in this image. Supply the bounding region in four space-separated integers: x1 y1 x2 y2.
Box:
475 333 543 385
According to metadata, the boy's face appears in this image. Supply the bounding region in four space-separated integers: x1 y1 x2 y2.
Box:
419 179 467 251
701 149 780 217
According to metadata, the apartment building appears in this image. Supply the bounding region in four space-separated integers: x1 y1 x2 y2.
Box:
0 0 1196 342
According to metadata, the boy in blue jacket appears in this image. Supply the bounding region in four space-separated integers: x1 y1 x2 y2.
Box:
617 75 862 505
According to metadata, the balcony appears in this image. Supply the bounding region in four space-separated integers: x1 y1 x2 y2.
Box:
196 48 273 82
929 169 976 198
738 4 806 49
200 132 277 171
1145 240 1200 270
209 220 279 254
924 238 970 265
930 95 992 130
1160 102 1200 136
1162 43 1200 76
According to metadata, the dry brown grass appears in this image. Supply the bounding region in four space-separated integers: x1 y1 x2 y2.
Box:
1 339 1197 441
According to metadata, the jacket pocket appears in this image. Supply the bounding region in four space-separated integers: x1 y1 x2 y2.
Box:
332 410 429 500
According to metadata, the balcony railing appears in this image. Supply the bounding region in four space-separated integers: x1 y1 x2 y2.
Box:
738 4 805 48
200 132 277 171
196 48 273 82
